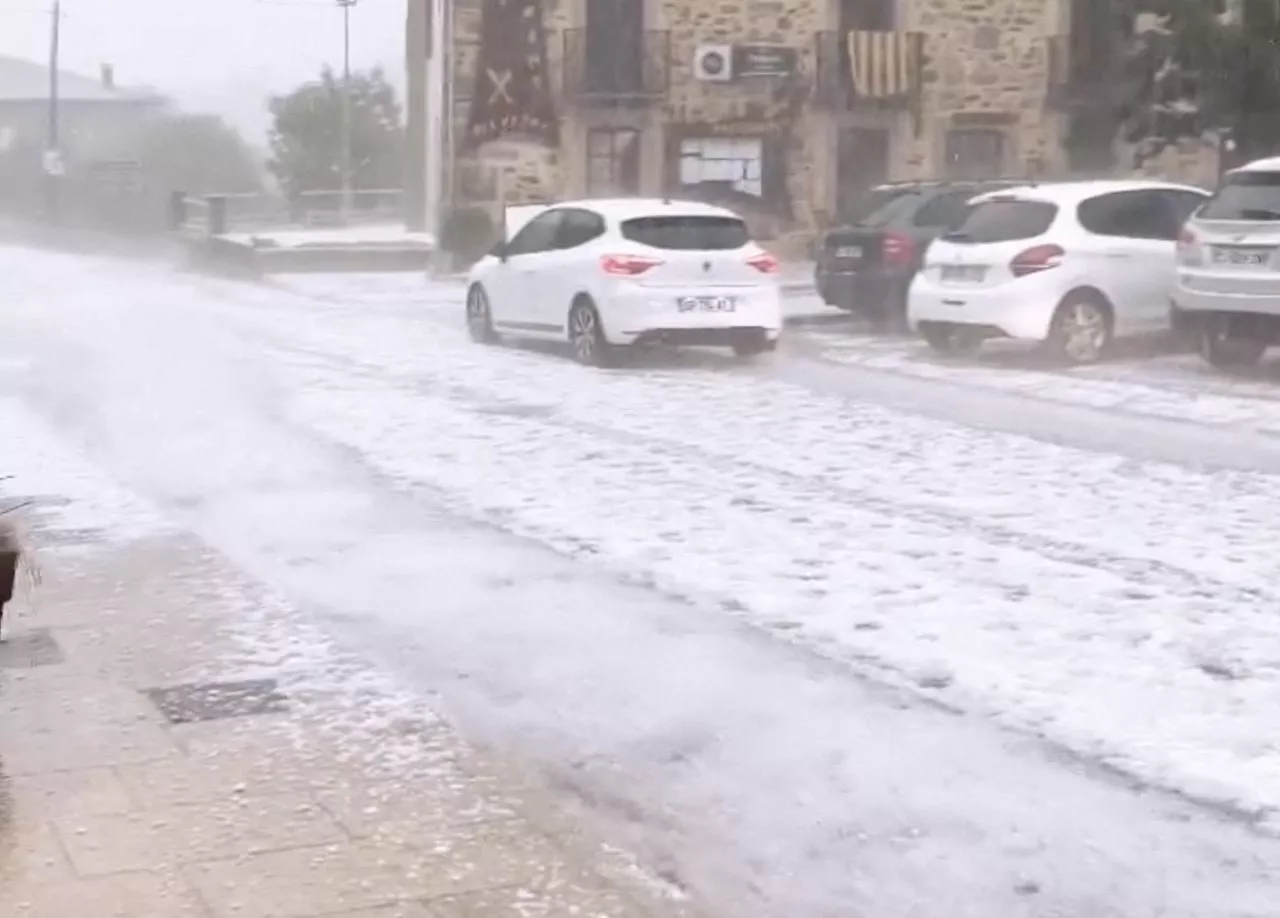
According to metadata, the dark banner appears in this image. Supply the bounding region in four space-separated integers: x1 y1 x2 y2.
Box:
465 0 558 147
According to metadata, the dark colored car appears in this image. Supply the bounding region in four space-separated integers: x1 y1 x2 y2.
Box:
815 179 1025 327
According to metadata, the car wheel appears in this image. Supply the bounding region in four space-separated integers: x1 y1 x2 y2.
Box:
465 285 498 344
1199 317 1267 368
568 298 614 367
1046 296 1112 364
919 322 983 356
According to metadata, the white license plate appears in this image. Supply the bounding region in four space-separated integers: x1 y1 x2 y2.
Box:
941 264 986 282
1213 247 1271 266
677 295 736 313
836 245 863 258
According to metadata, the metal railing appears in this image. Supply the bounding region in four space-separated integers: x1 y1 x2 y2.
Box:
170 188 406 237
561 28 670 106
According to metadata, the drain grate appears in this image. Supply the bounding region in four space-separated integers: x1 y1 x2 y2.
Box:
0 629 65 669
143 677 289 725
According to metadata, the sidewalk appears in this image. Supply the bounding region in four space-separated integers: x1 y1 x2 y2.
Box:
0 520 703 917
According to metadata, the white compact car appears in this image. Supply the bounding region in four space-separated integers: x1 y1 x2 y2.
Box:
464 198 783 366
907 180 1208 363
1174 157 1280 368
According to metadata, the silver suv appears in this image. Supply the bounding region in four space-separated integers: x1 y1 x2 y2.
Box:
1174 158 1280 368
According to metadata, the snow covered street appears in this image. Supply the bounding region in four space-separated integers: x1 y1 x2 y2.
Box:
4 247 1280 917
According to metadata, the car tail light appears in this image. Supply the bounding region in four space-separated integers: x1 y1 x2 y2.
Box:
1177 227 1202 265
747 251 779 274
600 254 661 276
882 231 915 267
1010 244 1064 277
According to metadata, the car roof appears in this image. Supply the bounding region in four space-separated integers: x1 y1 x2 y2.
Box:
968 179 1209 206
1229 155 1280 174
547 197 742 221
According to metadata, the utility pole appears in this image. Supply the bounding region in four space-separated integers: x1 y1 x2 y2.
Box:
45 0 63 223
424 0 450 245
337 0 357 217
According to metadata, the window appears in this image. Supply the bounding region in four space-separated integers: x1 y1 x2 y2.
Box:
505 210 564 255
1198 171 1280 221
1164 190 1208 225
1077 190 1180 240
950 199 1057 243
678 137 763 199
586 128 640 196
554 208 606 249
945 129 1006 180
912 191 977 228
620 215 750 250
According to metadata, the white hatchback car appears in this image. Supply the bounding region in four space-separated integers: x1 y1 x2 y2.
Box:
464 198 783 365
908 180 1208 363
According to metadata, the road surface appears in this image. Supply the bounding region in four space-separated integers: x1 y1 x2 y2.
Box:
2 249 1279 918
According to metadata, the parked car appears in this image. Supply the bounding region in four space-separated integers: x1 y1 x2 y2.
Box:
907 179 1209 364
464 198 782 366
1173 157 1280 368
814 179 1023 327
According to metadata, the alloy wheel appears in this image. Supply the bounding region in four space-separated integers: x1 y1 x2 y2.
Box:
570 305 598 364
1058 302 1108 363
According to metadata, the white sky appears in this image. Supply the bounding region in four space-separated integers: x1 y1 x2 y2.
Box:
0 0 408 143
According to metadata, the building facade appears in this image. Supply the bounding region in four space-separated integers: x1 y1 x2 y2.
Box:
415 0 1213 248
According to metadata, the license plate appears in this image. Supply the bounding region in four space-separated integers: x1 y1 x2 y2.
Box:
677 295 736 313
1213 247 1271 266
835 245 863 259
941 264 986 282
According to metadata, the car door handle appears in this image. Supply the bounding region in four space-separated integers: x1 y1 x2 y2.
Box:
1105 253 1131 259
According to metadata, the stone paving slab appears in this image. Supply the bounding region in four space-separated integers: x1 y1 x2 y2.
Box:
0 530 704 918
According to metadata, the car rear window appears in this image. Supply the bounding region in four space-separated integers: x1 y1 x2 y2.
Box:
947 199 1057 243
620 215 749 250
1198 171 1280 221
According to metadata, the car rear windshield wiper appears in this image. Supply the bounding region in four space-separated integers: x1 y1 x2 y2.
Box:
1236 208 1280 221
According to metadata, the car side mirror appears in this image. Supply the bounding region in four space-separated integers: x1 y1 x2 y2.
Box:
490 240 508 261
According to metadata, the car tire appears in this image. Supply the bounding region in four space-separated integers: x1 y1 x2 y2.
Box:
1045 294 1112 365
1199 317 1267 369
919 322 982 356
465 284 499 344
567 297 615 367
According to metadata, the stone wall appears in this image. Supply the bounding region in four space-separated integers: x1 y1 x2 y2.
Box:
905 0 1065 178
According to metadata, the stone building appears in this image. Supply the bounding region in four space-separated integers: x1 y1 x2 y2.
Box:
412 0 1212 246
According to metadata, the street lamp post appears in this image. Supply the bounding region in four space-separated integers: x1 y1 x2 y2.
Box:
337 0 357 217
45 0 63 223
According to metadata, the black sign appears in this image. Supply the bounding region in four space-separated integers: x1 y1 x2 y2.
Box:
733 44 797 78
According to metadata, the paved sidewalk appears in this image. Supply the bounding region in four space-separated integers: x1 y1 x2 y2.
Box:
0 524 703 918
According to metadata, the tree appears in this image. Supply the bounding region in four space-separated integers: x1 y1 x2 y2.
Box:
1117 0 1280 166
137 113 264 195
266 66 404 199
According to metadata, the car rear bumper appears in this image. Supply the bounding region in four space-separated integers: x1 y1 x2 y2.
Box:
1174 272 1280 317
601 285 783 346
907 274 1057 341
815 268 905 312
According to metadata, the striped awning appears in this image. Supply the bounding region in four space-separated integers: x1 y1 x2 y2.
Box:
847 30 918 98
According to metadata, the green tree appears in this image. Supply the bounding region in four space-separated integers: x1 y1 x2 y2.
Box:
1117 0 1280 165
137 113 264 195
266 66 404 198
